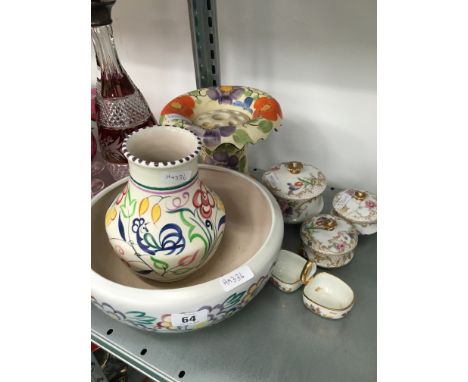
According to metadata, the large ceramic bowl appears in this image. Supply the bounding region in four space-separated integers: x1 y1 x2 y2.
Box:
92 165 284 333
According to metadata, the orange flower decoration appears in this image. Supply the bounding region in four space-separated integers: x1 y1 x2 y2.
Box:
161 95 195 118
253 97 282 121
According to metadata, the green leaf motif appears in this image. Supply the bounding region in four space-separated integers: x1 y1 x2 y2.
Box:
126 311 156 325
150 256 168 270
176 210 210 260
144 232 160 250
120 189 137 218
233 129 253 146
258 120 273 133
248 118 262 125
173 267 193 275
239 155 246 172
244 88 253 97
224 292 246 308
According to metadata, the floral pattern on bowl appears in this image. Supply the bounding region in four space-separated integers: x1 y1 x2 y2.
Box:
92 275 269 332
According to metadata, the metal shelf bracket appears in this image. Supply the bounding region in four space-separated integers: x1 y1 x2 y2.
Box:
187 0 221 88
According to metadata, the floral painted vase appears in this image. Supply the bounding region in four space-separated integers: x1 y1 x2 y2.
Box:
262 161 327 224
104 126 226 282
159 86 282 174
300 215 358 268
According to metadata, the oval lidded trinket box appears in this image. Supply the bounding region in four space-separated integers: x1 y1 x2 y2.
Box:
300 214 358 268
104 126 226 283
270 250 355 319
331 189 377 235
261 161 327 224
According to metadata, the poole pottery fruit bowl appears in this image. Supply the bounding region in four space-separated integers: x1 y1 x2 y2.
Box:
92 165 284 333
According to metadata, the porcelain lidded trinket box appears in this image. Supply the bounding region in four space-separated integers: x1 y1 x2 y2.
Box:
270 250 355 319
104 126 226 282
262 161 326 224
269 249 314 293
331 189 377 235
300 214 358 268
160 86 282 174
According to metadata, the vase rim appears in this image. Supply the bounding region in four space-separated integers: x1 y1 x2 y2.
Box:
122 125 202 169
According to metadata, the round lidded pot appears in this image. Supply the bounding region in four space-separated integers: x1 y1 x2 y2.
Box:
261 161 326 224
331 189 377 235
300 214 358 268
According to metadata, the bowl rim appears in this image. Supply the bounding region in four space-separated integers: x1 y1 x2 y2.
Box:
91 164 283 301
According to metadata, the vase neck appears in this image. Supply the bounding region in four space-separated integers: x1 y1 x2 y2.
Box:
123 126 202 190
129 159 199 191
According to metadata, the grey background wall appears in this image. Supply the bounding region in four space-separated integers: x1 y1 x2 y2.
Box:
92 0 376 192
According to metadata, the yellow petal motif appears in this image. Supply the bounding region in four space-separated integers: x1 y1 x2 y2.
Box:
151 204 161 223
214 194 225 212
105 206 117 226
139 197 149 216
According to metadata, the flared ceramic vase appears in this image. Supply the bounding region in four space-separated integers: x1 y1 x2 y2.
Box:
159 86 282 174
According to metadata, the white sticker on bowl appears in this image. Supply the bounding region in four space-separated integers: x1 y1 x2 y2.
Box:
162 171 192 183
334 192 352 209
219 265 255 292
171 309 208 326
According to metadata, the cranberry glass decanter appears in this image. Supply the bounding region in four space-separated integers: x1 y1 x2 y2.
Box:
91 0 156 180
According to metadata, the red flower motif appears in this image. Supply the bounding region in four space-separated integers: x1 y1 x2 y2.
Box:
365 200 376 209
294 181 303 187
113 245 125 256
161 95 195 118
193 183 215 219
335 242 346 251
178 251 198 266
253 97 282 121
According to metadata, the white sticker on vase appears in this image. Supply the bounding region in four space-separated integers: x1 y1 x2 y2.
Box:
219 265 255 292
171 309 209 326
334 192 352 209
162 171 192 183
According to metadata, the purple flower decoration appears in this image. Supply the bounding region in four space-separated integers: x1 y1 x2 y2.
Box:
186 124 236 147
212 150 239 169
207 86 244 105
279 199 293 217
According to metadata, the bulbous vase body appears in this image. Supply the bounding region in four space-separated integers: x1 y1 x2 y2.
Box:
104 126 226 282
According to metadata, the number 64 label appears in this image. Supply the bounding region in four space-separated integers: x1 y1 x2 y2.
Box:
171 309 208 326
